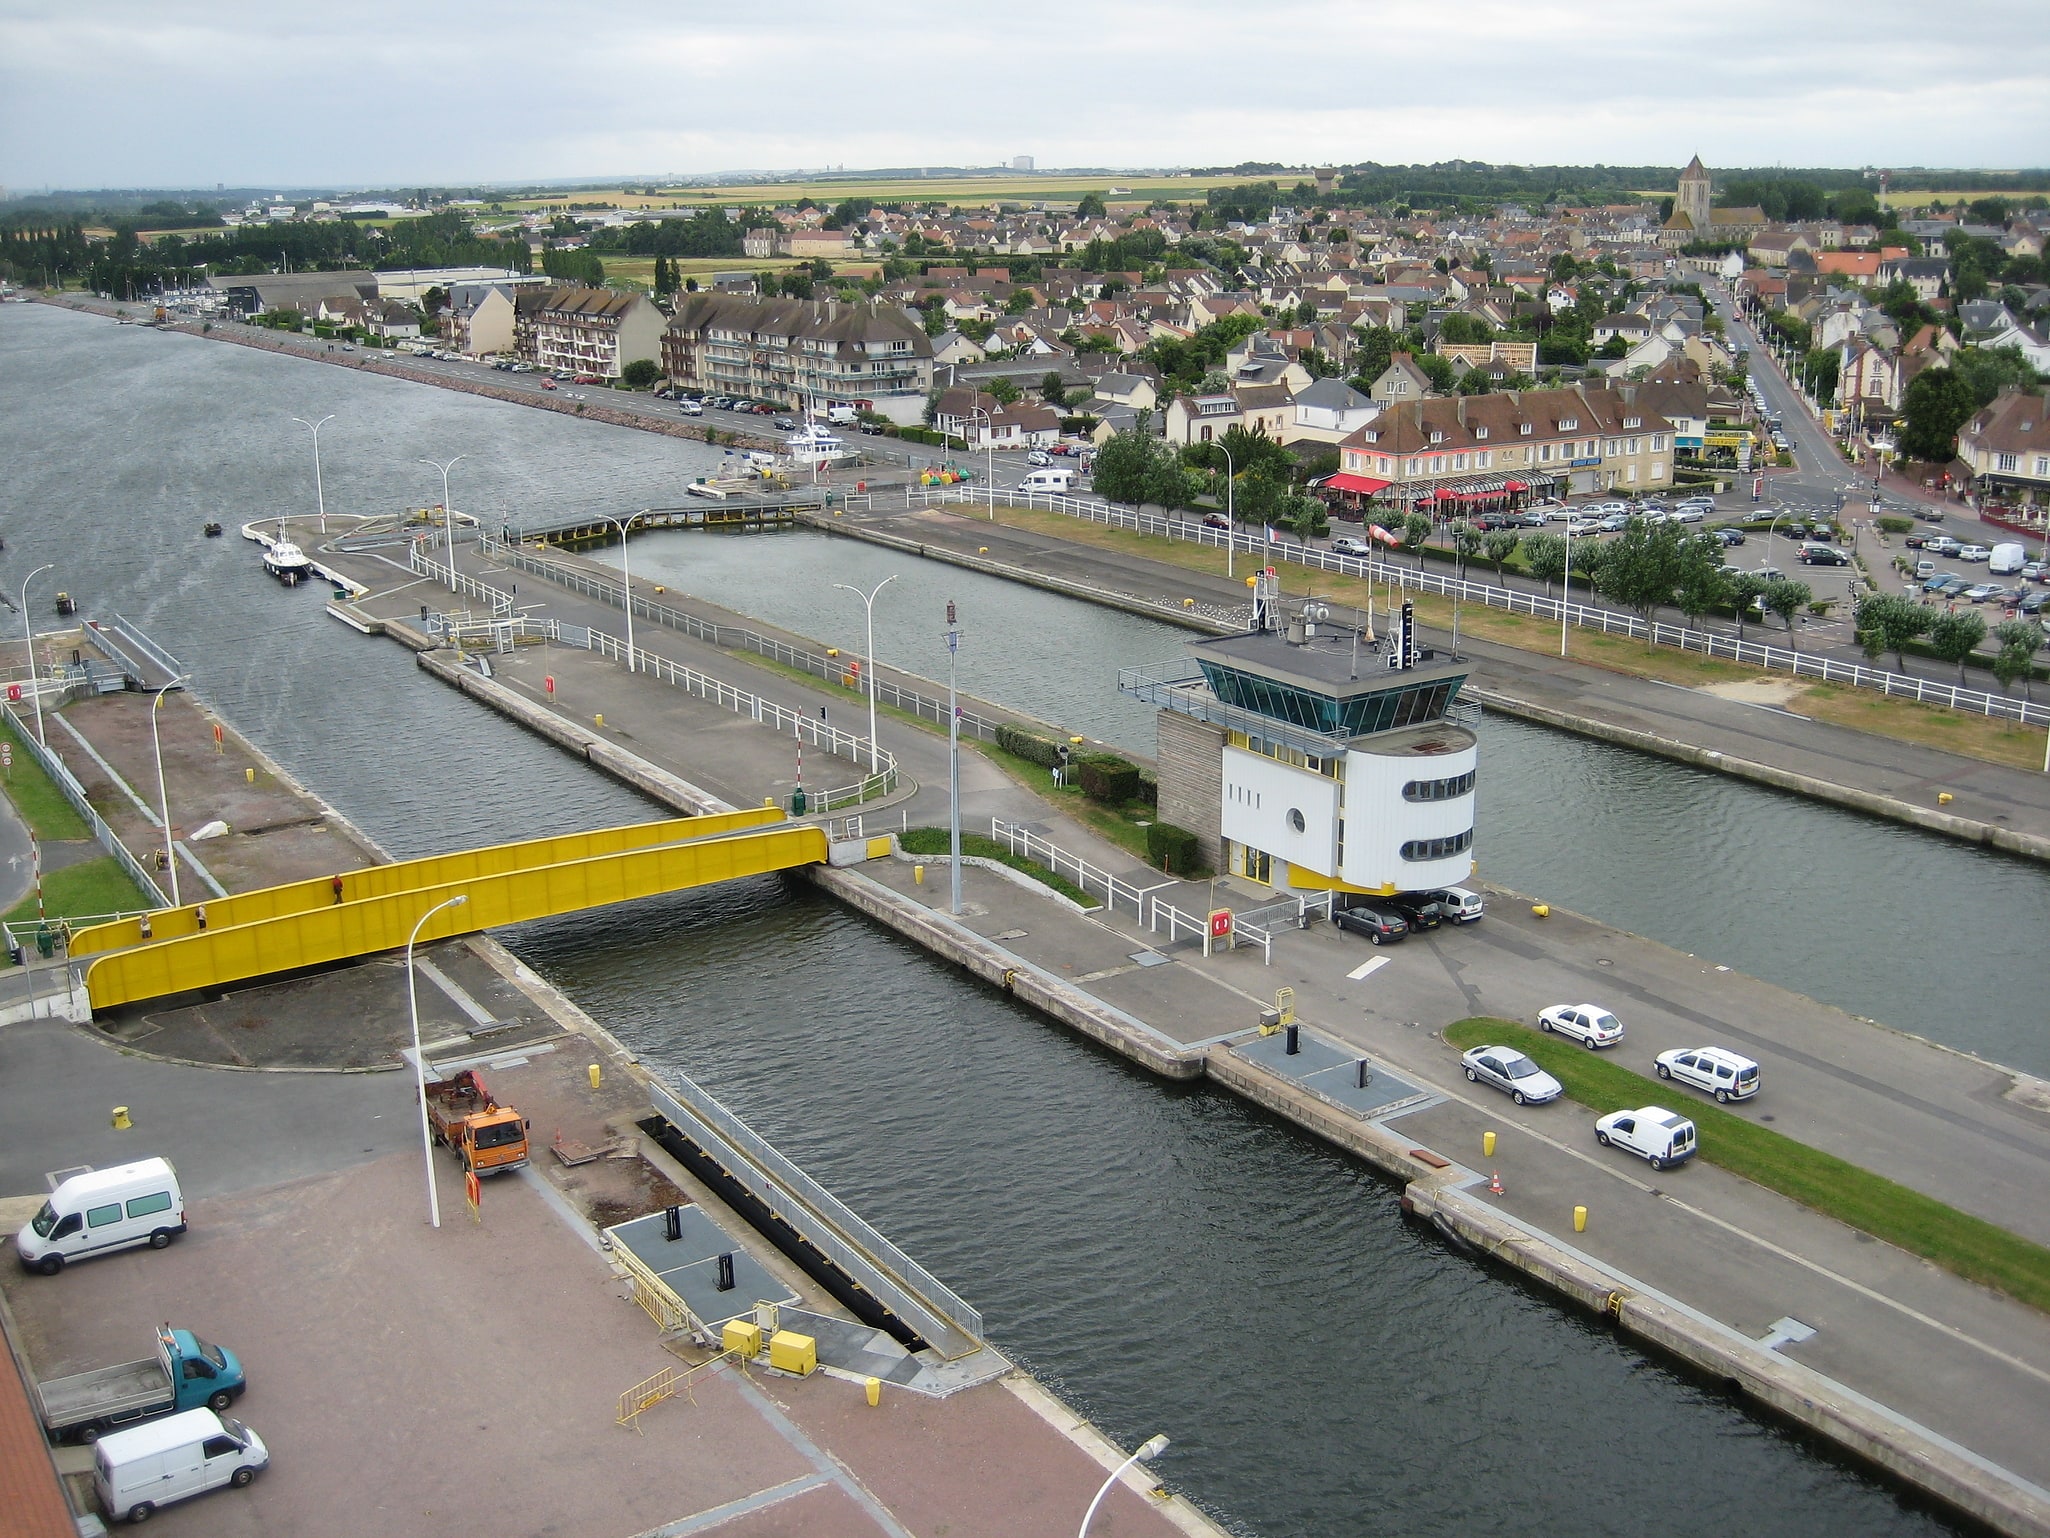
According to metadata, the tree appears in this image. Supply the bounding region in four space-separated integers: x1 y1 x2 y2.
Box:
1801 347 1839 406
986 377 1020 406
1039 372 1068 408
1590 520 1696 639
1950 346 2045 409
1401 512 1433 568
1896 368 1978 464
1927 609 1987 680
1855 593 1933 673
620 358 661 390
1450 519 1483 576
1676 554 1731 629
1994 619 2044 697
1725 571 1765 641
1093 428 1163 505
1415 353 1458 393
1351 325 1398 389
1522 531 1567 597
1076 191 1107 219
1761 577 1813 643
1457 366 1494 395
1233 463 1285 526
1481 529 1522 583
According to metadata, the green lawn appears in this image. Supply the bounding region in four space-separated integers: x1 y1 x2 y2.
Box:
1444 1017 2050 1313
4 856 150 930
0 718 91 840
899 827 1093 906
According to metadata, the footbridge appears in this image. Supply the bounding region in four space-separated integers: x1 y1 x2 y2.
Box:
78 809 832 1012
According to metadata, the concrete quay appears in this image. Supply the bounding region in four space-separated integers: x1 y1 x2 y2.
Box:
322 521 2050 1536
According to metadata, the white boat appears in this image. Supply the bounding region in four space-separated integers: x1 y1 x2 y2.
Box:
263 540 314 585
783 426 849 466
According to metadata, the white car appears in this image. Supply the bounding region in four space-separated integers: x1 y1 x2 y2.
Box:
1958 544 1991 563
678 399 704 416
1655 1046 1760 1103
1330 535 1373 557
1537 1003 1625 1049
1460 1046 1563 1105
1027 449 1053 467
1672 508 1706 524
1595 1106 1698 1171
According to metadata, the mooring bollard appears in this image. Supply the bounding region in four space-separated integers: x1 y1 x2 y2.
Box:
1574 1205 1588 1233
588 1063 602 1091
1483 1130 1497 1158
112 1106 132 1130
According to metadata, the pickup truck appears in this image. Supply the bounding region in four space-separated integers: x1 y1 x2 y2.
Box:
37 1326 246 1444
423 1069 530 1174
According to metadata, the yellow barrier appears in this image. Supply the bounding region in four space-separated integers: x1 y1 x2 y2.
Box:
69 808 785 957
84 824 828 1010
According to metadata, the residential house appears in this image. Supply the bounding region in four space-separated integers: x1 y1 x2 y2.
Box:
1287 378 1379 446
1957 389 2050 502
441 283 518 356
533 287 664 379
1880 257 1951 302
1368 352 1434 404
931 329 986 368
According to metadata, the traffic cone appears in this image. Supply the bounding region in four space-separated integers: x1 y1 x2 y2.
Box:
1488 1170 1504 1197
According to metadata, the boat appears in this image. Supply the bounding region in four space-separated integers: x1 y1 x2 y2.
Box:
203 522 223 537
263 540 314 585
782 426 849 467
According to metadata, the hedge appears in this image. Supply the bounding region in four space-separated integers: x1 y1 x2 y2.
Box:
1146 823 1202 875
895 425 949 447
1076 754 1140 805
995 723 1062 768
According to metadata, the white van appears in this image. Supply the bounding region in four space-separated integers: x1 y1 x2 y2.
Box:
15 1157 185 1275
1990 542 2026 576
824 404 859 425
1427 885 1485 923
95 1407 268 1524
1018 467 1074 493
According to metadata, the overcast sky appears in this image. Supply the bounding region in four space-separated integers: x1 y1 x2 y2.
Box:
3 0 2044 192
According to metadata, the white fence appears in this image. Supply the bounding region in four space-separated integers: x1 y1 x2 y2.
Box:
988 818 1161 916
409 538 515 616
1 702 168 910
910 487 2050 728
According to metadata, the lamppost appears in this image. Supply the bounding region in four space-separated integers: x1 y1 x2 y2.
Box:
1560 522 1573 659
291 414 334 533
18 564 54 746
833 575 897 774
1219 441 1236 580
945 600 962 916
418 455 467 593
595 512 645 672
969 407 996 518
149 676 192 905
1763 509 1791 573
407 893 470 1230
1077 1434 1169 1538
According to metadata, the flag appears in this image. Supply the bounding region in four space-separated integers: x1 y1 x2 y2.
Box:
1264 524 1277 543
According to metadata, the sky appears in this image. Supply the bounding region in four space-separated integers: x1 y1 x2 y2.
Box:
2 0 2045 192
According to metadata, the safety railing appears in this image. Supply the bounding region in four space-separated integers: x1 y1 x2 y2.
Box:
479 536 1011 741
911 487 2050 727
1148 895 1208 946
613 1241 709 1342
1 702 168 910
408 538 515 616
584 627 893 813
988 818 1153 917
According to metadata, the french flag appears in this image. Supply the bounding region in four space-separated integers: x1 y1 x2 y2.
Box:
1265 524 1277 543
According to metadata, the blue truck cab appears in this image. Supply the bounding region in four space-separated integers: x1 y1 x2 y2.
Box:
36 1325 248 1444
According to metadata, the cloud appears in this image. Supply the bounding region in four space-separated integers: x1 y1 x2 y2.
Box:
0 0 2043 188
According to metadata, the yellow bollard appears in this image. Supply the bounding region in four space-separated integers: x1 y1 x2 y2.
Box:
1574 1205 1588 1233
245 767 256 784
1183 597 1195 607
653 585 664 594
588 1063 602 1091
914 864 925 885
1483 1130 1496 1158
1531 903 1550 918
979 547 988 554
594 713 604 729
1937 791 1953 805
112 1106 131 1130
865 1376 881 1407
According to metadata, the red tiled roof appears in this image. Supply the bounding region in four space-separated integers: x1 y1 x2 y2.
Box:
0 1314 75 1538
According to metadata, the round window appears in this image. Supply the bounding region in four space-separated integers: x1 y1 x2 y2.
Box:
1287 808 1307 833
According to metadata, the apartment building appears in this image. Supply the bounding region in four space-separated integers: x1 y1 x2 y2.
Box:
1957 389 2050 503
661 295 934 424
1335 383 1676 505
530 287 664 378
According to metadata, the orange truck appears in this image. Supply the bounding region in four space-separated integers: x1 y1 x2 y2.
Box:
422 1070 530 1174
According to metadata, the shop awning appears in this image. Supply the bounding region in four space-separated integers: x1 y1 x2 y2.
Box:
1322 472 1393 495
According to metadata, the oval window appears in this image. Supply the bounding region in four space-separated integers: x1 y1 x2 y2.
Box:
1287 808 1307 833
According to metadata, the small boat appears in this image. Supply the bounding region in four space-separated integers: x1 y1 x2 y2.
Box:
783 426 848 466
263 540 314 585
54 592 76 616
203 522 223 537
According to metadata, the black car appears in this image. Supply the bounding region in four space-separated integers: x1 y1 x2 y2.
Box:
1715 528 1745 546
1799 544 1849 566
1333 904 1408 945
1387 894 1444 931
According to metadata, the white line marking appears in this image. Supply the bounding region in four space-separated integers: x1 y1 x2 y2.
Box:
1347 956 1391 981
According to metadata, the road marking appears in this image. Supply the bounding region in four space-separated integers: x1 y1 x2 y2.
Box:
1347 956 1391 982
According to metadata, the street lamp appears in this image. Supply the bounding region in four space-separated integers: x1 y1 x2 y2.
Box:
19 564 52 746
945 600 962 916
149 676 191 905
596 512 645 672
407 893 470 1230
1763 509 1791 572
1077 1433 1169 1538
1218 441 1236 580
833 575 897 774
1560 520 1573 659
290 414 334 533
418 455 468 593
968 407 996 518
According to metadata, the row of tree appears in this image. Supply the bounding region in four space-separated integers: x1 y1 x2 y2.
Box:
1855 594 2043 691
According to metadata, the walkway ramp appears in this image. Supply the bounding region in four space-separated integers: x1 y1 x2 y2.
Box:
82 822 827 1011
69 808 784 956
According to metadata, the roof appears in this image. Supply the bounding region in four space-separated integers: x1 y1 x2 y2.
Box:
94 1407 225 1461
50 1157 174 1198
0 1314 71 1538
1295 377 1371 410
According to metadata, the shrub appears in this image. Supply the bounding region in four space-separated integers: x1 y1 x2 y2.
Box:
1136 771 1159 808
995 724 1062 767
1077 755 1140 805
1877 515 1914 535
1146 823 1202 875
895 424 948 447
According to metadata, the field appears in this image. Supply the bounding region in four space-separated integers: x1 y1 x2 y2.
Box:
494 172 1272 214
591 254 868 293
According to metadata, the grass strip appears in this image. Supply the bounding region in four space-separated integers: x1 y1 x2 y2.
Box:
4 855 149 929
1443 1017 2050 1313
0 718 92 840
898 827 1095 907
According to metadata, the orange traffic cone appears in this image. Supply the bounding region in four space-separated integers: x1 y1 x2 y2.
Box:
1488 1170 1504 1197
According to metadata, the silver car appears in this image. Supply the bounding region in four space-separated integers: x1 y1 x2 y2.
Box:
1460 1046 1563 1105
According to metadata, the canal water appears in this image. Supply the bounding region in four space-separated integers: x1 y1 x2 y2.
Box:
0 303 1986 1535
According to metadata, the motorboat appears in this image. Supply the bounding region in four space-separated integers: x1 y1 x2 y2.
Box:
203 521 223 537
263 539 314 585
782 425 848 466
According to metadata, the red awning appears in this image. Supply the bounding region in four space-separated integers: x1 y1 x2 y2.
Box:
1324 472 1392 495
1504 480 1528 492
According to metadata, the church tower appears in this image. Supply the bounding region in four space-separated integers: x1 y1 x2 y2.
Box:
1674 156 1712 232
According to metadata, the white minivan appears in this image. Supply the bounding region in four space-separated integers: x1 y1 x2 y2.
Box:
95 1407 268 1524
1018 467 1074 493
1427 885 1485 923
15 1157 185 1275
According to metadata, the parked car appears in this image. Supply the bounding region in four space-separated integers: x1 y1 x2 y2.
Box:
1673 508 1706 524
1460 1046 1563 1106
1027 449 1053 467
1655 1046 1761 1103
1386 894 1442 931
1600 513 1630 532
1514 511 1550 528
1923 573 1963 594
1715 527 1746 546
1925 536 1962 556
772 417 797 431
1594 1106 1698 1171
1958 543 1991 562
1536 1003 1625 1049
678 400 703 416
2018 588 2050 615
93 1408 268 1526
15 1158 184 1275
1964 583 2009 604
1427 885 1485 923
1798 544 1849 566
1330 535 1373 557
1333 904 1408 945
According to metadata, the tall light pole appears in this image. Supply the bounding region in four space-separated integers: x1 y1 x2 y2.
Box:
19 564 52 746
969 407 996 518
945 600 962 916
149 676 191 905
418 455 467 593
291 414 334 533
1763 509 1790 573
1219 441 1236 580
408 893 470 1230
834 575 897 774
1077 1434 1169 1538
1560 524 1574 659
597 512 645 672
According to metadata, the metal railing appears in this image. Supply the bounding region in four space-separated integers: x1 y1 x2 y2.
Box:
649 1076 984 1350
583 627 893 813
988 818 1155 917
1 702 169 909
913 487 2050 728
1148 895 1208 947
408 539 514 616
479 536 1011 741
